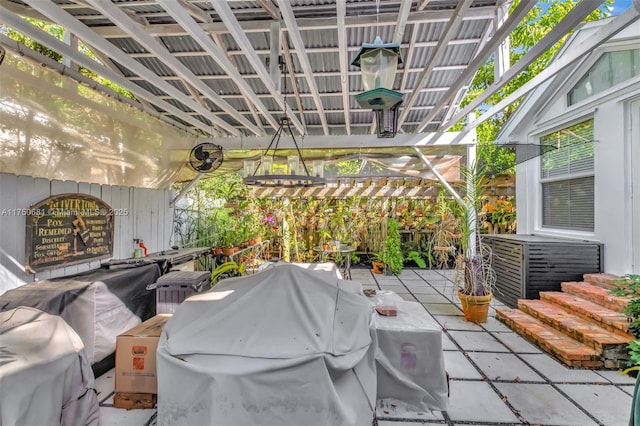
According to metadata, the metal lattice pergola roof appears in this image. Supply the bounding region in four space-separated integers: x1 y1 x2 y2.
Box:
1 0 637 189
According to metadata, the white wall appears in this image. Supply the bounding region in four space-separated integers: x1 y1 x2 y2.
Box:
515 89 640 275
0 173 174 294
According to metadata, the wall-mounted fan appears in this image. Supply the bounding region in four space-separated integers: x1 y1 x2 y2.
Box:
189 143 223 173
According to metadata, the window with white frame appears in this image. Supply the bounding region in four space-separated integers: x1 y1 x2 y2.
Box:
540 119 594 231
568 48 640 105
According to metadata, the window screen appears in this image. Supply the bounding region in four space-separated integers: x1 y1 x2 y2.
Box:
540 120 594 231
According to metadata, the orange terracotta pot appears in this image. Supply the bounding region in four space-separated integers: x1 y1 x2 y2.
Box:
372 261 384 275
457 290 492 323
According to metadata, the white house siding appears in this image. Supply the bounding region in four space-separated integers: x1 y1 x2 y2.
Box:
512 66 640 275
0 172 174 294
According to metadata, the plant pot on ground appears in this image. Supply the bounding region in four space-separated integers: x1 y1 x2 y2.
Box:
453 164 497 323
372 259 384 274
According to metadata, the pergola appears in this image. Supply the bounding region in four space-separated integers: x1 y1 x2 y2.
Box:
1 0 637 190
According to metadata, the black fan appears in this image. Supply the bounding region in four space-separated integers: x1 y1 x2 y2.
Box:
189 143 223 173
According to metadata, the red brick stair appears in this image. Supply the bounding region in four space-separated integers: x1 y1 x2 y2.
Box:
539 291 629 336
496 273 634 369
495 308 602 368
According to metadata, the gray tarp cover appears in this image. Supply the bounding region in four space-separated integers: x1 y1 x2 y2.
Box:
157 264 377 426
0 307 99 426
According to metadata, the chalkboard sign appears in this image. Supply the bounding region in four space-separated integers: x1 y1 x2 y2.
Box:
25 194 116 271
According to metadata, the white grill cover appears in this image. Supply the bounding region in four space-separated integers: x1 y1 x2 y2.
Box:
0 307 99 426
157 264 376 426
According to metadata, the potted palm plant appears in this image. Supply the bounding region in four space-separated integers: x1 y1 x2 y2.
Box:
454 164 497 323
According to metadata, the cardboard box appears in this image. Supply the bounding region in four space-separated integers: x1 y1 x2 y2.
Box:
115 314 172 394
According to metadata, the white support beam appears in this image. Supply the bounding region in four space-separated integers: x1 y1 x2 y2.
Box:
215 131 471 151
91 7 499 38
281 33 307 129
0 6 213 135
418 0 431 12
336 0 351 135
85 0 262 136
449 6 640 146
269 22 281 94
494 3 510 82
177 0 212 23
393 0 413 43
397 1 470 129
277 0 329 135
21 0 241 137
414 147 463 205
159 0 286 134
62 29 79 72
210 32 265 134
414 0 535 133
437 0 605 133
256 0 279 20
209 0 305 135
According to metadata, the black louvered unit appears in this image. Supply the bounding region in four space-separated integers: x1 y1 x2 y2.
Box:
482 235 603 308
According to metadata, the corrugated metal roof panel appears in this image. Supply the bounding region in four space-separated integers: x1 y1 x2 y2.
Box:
160 35 204 54
135 56 176 77
177 56 226 76
111 37 147 54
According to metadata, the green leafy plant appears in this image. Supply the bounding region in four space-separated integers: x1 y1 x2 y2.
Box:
405 250 427 268
380 219 403 275
609 274 640 372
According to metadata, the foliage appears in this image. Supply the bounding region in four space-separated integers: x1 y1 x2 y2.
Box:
380 219 403 275
427 191 460 268
5 18 134 99
456 0 612 175
609 275 640 369
405 250 427 268
453 164 496 296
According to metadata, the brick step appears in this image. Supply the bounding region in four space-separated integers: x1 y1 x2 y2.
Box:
518 300 632 362
496 307 603 368
583 273 623 290
540 291 631 337
561 282 630 312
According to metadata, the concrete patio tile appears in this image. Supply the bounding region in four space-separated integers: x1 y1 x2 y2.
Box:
100 407 156 426
442 333 458 351
443 351 482 379
494 382 598 426
519 354 605 383
446 380 519 423
376 400 443 421
379 285 406 291
594 369 637 384
398 270 421 279
468 352 545 382
620 384 636 397
422 303 463 316
492 331 543 353
377 422 440 426
480 317 513 332
447 330 510 352
395 292 417 301
400 277 428 283
433 314 483 331
413 294 450 304
411 287 444 296
558 383 632 426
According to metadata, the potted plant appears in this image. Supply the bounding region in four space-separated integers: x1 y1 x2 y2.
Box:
380 218 403 275
372 252 385 274
453 164 496 323
427 191 460 268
